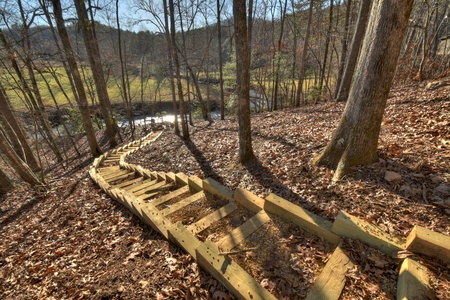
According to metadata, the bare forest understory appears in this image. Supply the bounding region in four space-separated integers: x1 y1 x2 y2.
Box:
1 80 450 299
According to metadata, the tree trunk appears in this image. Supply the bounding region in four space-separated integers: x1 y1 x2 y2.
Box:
169 0 189 139
318 0 334 96
51 0 102 157
0 81 41 172
234 0 255 163
313 0 414 181
0 128 41 186
295 0 314 107
162 0 179 135
334 0 352 98
217 0 225 120
335 0 371 102
74 0 118 148
0 168 13 193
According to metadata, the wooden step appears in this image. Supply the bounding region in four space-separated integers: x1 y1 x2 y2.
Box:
217 210 272 252
188 202 238 234
133 181 173 197
102 169 132 181
160 191 206 216
113 177 144 189
105 172 135 183
149 185 190 205
97 166 120 173
305 244 354 300
123 178 158 192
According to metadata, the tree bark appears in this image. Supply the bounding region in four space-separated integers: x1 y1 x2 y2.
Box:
313 0 414 181
74 0 117 148
51 0 102 157
335 0 371 102
234 0 255 163
0 127 41 186
295 0 314 107
217 0 225 120
0 168 13 193
334 0 352 98
0 81 41 172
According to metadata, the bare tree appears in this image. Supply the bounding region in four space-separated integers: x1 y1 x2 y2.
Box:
50 0 102 157
234 0 255 163
313 0 414 181
73 0 118 147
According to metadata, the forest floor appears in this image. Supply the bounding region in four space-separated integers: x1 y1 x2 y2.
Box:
1 80 450 299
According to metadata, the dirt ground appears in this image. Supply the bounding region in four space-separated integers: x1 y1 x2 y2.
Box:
1 81 450 299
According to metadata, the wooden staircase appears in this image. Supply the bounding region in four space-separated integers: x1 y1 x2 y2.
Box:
90 130 449 300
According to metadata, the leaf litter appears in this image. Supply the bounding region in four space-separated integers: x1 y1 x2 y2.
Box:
1 80 449 299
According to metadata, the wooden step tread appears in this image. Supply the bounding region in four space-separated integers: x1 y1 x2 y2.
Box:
217 210 272 252
105 172 135 183
102 169 132 180
133 181 173 197
114 177 144 189
188 202 238 234
125 179 159 193
160 191 206 216
149 185 190 206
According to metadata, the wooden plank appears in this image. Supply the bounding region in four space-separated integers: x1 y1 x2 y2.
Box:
101 169 130 180
203 178 233 201
406 226 450 263
132 181 173 197
165 172 176 183
124 179 158 192
113 177 144 189
160 191 206 216
157 172 166 181
149 185 190 206
105 172 135 183
133 182 172 197
331 211 405 255
140 202 172 239
97 166 120 173
234 188 265 213
196 240 276 300
168 222 203 259
176 172 189 186
305 244 354 300
138 191 160 201
265 193 341 245
188 202 238 234
188 176 203 192
217 210 271 252
397 258 435 300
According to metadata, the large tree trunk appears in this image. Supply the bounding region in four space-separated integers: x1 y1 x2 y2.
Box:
74 0 117 148
234 0 255 163
0 128 41 186
0 168 13 193
51 0 102 157
335 0 371 102
313 0 414 181
0 81 41 172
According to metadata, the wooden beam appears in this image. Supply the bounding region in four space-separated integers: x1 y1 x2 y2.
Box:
305 244 353 300
265 193 341 245
176 173 189 186
203 178 233 201
168 222 203 259
196 240 276 300
124 179 158 192
331 211 405 255
113 177 144 189
104 172 135 183
188 175 203 192
160 191 206 216
149 185 190 206
234 188 265 213
217 210 271 252
397 258 435 300
133 182 172 197
140 202 172 239
406 226 450 264
188 202 238 234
